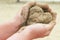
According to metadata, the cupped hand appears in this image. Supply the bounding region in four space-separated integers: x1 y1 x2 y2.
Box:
19 2 57 38
7 2 57 40
15 2 36 25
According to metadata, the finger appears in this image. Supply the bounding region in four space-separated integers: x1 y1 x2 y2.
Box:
21 2 36 20
50 10 57 20
36 3 51 12
46 21 56 31
45 11 57 31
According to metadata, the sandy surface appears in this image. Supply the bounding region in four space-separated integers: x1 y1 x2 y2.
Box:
0 1 60 40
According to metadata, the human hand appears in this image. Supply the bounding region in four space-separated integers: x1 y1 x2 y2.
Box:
21 2 57 38
17 2 57 39
14 2 35 25
7 20 56 40
7 2 57 40
25 3 57 38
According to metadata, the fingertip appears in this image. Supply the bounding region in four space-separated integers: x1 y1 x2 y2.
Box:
42 4 52 12
50 10 57 20
45 20 56 31
42 4 49 9
36 3 48 9
51 11 57 16
49 21 56 27
36 3 52 12
50 21 56 30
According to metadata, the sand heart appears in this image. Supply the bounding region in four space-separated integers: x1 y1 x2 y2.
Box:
27 6 53 25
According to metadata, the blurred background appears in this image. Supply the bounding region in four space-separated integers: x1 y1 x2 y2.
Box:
0 0 60 40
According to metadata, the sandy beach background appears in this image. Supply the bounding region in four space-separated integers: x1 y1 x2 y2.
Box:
0 0 60 40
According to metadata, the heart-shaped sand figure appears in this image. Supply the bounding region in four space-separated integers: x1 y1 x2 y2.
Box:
27 6 53 25
18 4 56 32
21 5 54 26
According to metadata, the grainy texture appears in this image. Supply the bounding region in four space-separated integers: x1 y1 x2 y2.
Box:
27 6 53 25
0 1 58 40
22 5 53 26
19 5 54 31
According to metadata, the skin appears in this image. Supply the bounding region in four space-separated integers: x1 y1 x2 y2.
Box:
0 2 35 40
0 2 56 40
7 22 56 40
7 2 56 40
